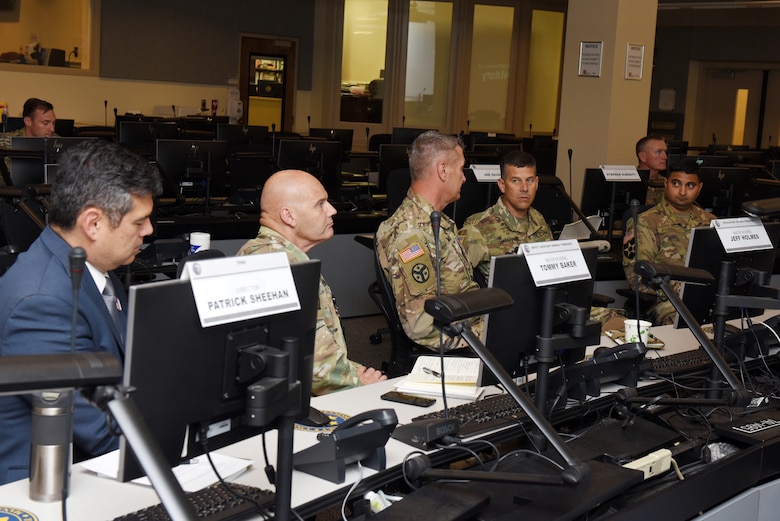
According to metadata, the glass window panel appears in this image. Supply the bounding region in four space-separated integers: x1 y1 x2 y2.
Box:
340 0 388 123
0 0 91 70
524 10 564 135
467 4 513 132
404 1 453 129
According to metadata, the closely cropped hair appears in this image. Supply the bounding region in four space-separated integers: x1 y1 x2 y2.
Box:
22 98 54 119
665 157 700 179
500 150 536 178
408 130 463 181
49 140 162 230
635 135 666 158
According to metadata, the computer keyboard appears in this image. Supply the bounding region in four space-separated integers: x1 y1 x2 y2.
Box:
112 482 274 521
412 393 529 438
640 348 735 376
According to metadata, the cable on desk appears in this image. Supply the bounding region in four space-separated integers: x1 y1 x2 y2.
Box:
340 460 364 521
198 429 272 520
401 451 427 490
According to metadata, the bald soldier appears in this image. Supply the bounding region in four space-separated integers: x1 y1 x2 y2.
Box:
622 158 715 325
237 170 386 395
376 131 481 351
459 150 552 279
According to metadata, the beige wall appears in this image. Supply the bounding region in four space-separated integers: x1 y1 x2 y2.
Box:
0 0 84 63
0 68 313 134
556 0 657 203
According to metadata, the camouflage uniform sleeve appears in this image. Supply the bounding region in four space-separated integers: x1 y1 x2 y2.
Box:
310 279 361 395
622 216 639 289
458 222 490 278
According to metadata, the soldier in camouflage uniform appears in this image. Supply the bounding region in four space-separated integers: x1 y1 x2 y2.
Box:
238 170 386 395
459 150 552 279
376 131 482 351
636 135 668 205
460 150 624 330
622 159 715 325
1 98 58 186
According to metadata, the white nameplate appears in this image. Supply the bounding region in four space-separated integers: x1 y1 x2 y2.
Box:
471 164 501 183
182 252 301 327
711 217 774 253
518 239 592 286
599 165 641 182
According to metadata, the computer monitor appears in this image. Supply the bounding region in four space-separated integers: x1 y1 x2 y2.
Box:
6 137 95 166
482 245 600 388
118 258 320 482
216 123 269 146
532 176 574 237
715 150 769 167
308 128 354 158
391 127 428 145
694 155 737 168
377 143 411 193
580 168 650 218
696 166 752 217
155 139 229 198
276 139 343 196
675 223 780 328
468 143 522 164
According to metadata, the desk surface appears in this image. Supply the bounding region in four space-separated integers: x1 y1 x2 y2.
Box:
0 314 777 520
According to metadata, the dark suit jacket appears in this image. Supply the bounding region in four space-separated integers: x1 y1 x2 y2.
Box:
0 226 126 485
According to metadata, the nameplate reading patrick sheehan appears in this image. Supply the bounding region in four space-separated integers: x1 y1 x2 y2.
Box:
182 252 300 327
518 239 591 286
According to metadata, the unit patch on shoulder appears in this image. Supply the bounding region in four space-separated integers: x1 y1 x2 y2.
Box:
399 242 425 263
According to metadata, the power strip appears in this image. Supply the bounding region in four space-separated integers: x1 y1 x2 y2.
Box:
622 448 672 479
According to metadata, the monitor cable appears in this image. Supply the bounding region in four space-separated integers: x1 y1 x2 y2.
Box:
430 210 450 417
197 427 272 520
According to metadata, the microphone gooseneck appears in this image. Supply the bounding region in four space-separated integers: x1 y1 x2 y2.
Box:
629 199 642 333
430 210 448 416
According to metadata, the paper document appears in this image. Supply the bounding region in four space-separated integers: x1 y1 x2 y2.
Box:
558 215 603 241
80 450 254 492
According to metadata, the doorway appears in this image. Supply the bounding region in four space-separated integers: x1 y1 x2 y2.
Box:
239 36 297 132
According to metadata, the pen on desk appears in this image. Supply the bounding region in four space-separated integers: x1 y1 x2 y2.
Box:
422 367 441 378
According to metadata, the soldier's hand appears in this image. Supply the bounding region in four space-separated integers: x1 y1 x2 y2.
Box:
357 365 387 385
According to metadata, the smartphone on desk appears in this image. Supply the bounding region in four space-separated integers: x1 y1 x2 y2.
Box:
604 329 665 349
380 391 436 408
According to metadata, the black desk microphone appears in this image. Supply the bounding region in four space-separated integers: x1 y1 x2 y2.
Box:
430 210 450 417
629 199 642 334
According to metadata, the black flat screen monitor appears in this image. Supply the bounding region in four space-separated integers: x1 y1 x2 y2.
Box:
308 128 354 157
696 166 752 217
675 223 780 328
695 155 737 168
118 258 320 482
468 143 522 164
217 124 269 146
482 246 599 387
276 139 342 196
531 176 574 237
155 139 229 198
580 168 650 218
10 136 99 162
391 127 428 145
378 143 411 193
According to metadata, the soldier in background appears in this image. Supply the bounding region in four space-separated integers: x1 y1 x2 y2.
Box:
237 169 386 395
376 131 481 351
460 150 552 280
622 158 715 325
636 135 668 205
460 149 624 330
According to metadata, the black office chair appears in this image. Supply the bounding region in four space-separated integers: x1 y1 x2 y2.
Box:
372 238 429 377
616 204 658 320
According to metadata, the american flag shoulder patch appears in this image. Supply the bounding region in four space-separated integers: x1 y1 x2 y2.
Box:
399 242 424 263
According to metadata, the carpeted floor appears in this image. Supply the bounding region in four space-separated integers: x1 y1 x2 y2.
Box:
340 313 392 372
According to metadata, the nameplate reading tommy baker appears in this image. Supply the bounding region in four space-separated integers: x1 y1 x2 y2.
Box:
518 239 591 286
182 252 300 327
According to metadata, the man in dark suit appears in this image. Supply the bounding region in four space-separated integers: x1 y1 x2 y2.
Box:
0 140 162 485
